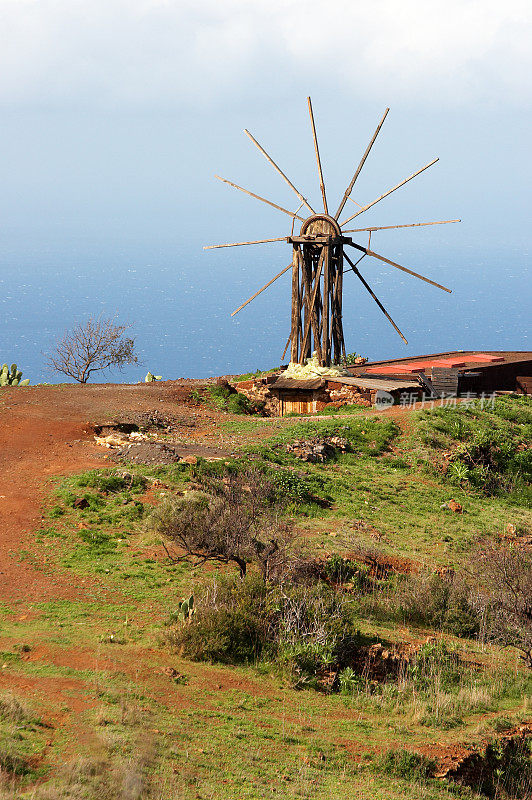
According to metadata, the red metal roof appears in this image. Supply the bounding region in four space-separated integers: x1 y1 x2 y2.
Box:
356 351 530 377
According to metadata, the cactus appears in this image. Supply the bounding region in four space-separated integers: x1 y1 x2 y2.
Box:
177 595 195 622
0 363 30 387
145 372 163 382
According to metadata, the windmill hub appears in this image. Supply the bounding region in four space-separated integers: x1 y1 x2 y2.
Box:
208 97 457 368
300 214 341 238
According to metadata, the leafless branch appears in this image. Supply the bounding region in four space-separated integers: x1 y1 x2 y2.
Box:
46 316 138 383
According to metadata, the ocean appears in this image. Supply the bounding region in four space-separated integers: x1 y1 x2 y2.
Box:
1 237 529 385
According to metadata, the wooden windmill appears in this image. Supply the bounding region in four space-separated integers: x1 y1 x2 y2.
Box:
205 98 458 367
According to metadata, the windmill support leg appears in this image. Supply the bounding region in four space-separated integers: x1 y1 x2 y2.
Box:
322 244 330 364
331 243 345 364
290 247 301 362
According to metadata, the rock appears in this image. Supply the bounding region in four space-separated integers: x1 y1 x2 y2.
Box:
447 499 463 513
73 497 89 509
181 455 198 465
94 433 128 448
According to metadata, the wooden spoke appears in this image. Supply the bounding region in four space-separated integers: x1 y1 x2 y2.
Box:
204 237 286 250
215 175 306 222
230 263 293 317
343 219 461 234
344 251 408 344
348 242 452 293
281 333 292 361
334 108 389 221
244 130 315 214
339 158 439 227
307 97 328 214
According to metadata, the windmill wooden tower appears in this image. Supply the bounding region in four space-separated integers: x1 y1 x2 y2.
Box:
205 98 458 367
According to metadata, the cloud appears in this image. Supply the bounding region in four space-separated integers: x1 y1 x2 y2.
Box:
0 0 530 109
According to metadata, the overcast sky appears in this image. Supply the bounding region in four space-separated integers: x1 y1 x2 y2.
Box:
0 1 530 377
1 1 531 243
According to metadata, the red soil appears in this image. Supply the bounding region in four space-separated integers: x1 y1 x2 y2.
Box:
0 381 218 604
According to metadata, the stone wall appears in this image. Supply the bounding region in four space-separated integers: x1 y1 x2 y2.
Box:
317 381 374 411
233 377 280 416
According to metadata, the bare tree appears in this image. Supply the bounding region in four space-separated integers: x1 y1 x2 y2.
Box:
153 469 293 578
473 540 532 668
47 316 138 383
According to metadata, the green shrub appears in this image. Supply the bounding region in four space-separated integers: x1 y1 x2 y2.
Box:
76 472 146 494
0 746 33 776
407 641 462 692
168 573 269 664
320 554 368 589
168 574 361 688
202 385 264 415
373 749 435 782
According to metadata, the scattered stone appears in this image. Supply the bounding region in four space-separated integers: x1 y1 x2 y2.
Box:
73 497 89 509
286 435 349 463
181 455 198 465
94 433 128 448
440 499 463 513
447 499 463 513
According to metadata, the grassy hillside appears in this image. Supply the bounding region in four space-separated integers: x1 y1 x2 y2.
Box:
0 394 531 799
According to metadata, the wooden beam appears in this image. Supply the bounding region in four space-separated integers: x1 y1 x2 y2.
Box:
307 97 328 214
290 248 301 362
244 129 315 214
215 175 306 222
322 243 330 364
348 242 452 293
204 237 286 250
334 108 389 221
230 262 292 317
344 251 408 344
342 219 461 234
339 158 439 227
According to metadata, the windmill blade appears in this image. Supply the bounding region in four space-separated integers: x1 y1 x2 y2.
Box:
244 130 315 214
307 97 328 214
343 219 461 234
339 158 439 227
334 108 389 221
348 242 452 293
215 175 306 222
231 262 293 317
344 251 408 344
204 237 286 250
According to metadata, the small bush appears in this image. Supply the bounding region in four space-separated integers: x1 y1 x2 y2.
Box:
76 472 146 494
373 749 435 782
0 694 31 723
0 746 32 776
169 573 269 664
407 641 462 692
168 573 361 688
